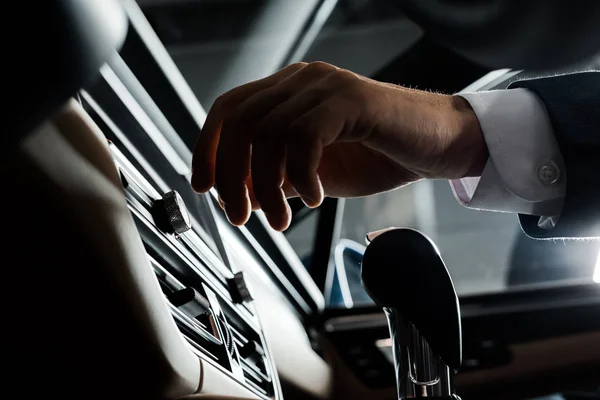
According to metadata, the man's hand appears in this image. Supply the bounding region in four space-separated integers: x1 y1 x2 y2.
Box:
191 62 486 231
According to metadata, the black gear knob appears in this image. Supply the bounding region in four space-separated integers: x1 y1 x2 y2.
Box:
361 228 462 399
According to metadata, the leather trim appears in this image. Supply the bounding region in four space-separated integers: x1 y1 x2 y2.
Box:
3 100 201 399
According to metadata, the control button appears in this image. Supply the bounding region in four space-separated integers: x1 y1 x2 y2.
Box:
168 287 210 318
228 271 253 304
538 159 560 185
239 339 265 362
154 190 192 234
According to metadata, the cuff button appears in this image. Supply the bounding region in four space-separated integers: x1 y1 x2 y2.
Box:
538 159 560 185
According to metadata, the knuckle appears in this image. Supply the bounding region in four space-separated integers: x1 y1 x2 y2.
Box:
289 62 308 69
305 61 336 74
330 69 358 86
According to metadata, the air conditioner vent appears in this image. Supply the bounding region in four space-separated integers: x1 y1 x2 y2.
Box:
149 254 230 363
148 250 275 399
221 302 274 397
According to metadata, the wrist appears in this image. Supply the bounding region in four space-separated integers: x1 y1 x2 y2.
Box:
446 95 488 178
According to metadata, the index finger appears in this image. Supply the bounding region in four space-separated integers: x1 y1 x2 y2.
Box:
191 63 307 193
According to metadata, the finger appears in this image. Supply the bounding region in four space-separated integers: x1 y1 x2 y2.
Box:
251 91 325 230
215 116 252 226
251 135 289 230
212 65 307 226
246 175 295 211
245 176 261 211
285 103 347 208
214 63 325 225
191 62 307 193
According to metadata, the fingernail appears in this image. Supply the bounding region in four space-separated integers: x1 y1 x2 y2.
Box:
224 204 243 226
191 181 210 194
300 194 319 209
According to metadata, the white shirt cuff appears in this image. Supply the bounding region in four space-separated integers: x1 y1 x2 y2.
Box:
450 88 566 217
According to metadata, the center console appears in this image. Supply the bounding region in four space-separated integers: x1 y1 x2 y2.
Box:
75 42 285 400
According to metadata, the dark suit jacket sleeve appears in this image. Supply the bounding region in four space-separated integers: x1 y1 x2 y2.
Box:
508 71 600 239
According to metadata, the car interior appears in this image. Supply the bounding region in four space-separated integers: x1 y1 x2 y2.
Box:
5 1 600 399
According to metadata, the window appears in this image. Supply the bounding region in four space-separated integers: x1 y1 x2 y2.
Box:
339 181 599 299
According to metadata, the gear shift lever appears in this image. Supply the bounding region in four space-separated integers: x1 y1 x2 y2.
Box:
361 228 461 399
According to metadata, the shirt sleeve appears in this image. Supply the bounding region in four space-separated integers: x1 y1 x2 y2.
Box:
449 88 566 218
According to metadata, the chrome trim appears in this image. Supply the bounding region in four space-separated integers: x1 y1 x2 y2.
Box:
222 238 289 308
81 90 170 194
324 313 388 332
107 52 193 167
208 190 312 314
182 337 270 400
111 151 162 200
122 0 208 125
178 232 233 281
150 256 185 291
254 210 325 310
241 362 268 388
182 333 218 362
130 204 230 292
149 254 222 345
204 285 246 380
194 191 234 272
241 372 269 397
234 222 313 314
99 64 190 175
332 239 367 309
241 360 271 384
230 325 271 383
169 302 222 347
323 198 346 305
594 251 600 283
385 308 454 399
